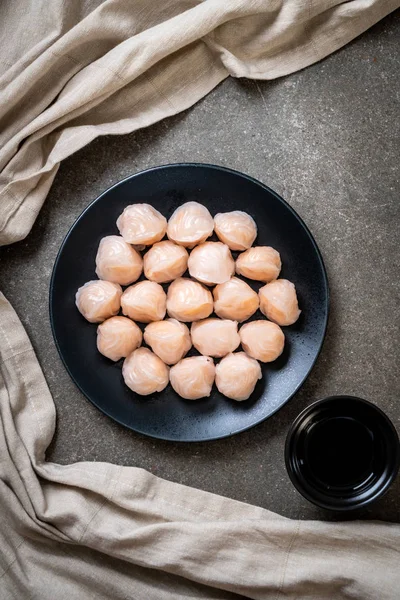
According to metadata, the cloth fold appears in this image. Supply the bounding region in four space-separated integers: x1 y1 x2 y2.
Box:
1 1 400 598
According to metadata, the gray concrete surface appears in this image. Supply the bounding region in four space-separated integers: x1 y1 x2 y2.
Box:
1 12 399 522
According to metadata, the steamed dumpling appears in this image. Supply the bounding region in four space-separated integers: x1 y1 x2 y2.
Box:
166 278 213 322
240 320 285 362
213 277 259 322
97 316 142 361
191 318 240 358
116 203 167 245
215 352 262 401
235 246 281 282
122 347 169 395
167 201 214 248
121 281 166 323
75 280 122 323
188 242 234 286
170 356 215 400
95 235 143 286
214 211 257 251
144 319 191 365
259 279 300 326
143 240 188 283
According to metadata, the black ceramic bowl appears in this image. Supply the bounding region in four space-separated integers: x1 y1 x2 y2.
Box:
285 396 400 511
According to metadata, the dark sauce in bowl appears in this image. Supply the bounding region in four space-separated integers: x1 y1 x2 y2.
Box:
305 417 376 488
285 396 400 511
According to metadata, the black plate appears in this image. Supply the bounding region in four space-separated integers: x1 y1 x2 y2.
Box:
50 164 329 442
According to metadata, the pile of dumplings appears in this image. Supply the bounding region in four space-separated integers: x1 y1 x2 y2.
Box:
75 201 300 402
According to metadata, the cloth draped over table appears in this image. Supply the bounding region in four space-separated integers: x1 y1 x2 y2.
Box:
0 1 399 598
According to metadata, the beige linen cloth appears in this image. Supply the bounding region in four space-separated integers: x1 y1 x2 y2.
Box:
1 1 399 598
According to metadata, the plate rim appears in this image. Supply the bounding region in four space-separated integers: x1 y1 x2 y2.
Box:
49 162 330 442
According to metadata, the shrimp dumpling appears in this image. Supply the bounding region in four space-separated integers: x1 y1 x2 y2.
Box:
122 348 169 395
144 319 191 365
235 246 281 283
166 278 213 322
117 203 167 245
170 356 215 400
167 201 214 248
143 240 188 283
95 235 143 286
188 242 235 286
75 280 122 323
259 279 301 326
97 316 142 361
191 318 240 358
213 277 259 322
121 281 166 323
240 320 284 362
214 211 257 251
215 352 262 401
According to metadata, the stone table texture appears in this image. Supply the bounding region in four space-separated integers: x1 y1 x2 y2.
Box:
1 12 399 522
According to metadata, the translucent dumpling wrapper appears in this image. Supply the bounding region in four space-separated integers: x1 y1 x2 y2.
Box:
259 279 301 326
240 320 285 362
215 352 262 401
235 246 281 283
144 319 191 365
116 203 167 245
169 356 215 400
188 242 235 286
75 280 122 323
95 235 143 286
97 316 142 361
166 277 213 322
191 318 240 358
213 277 259 322
167 201 214 248
121 281 166 323
214 211 257 251
143 240 188 283
122 347 169 395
